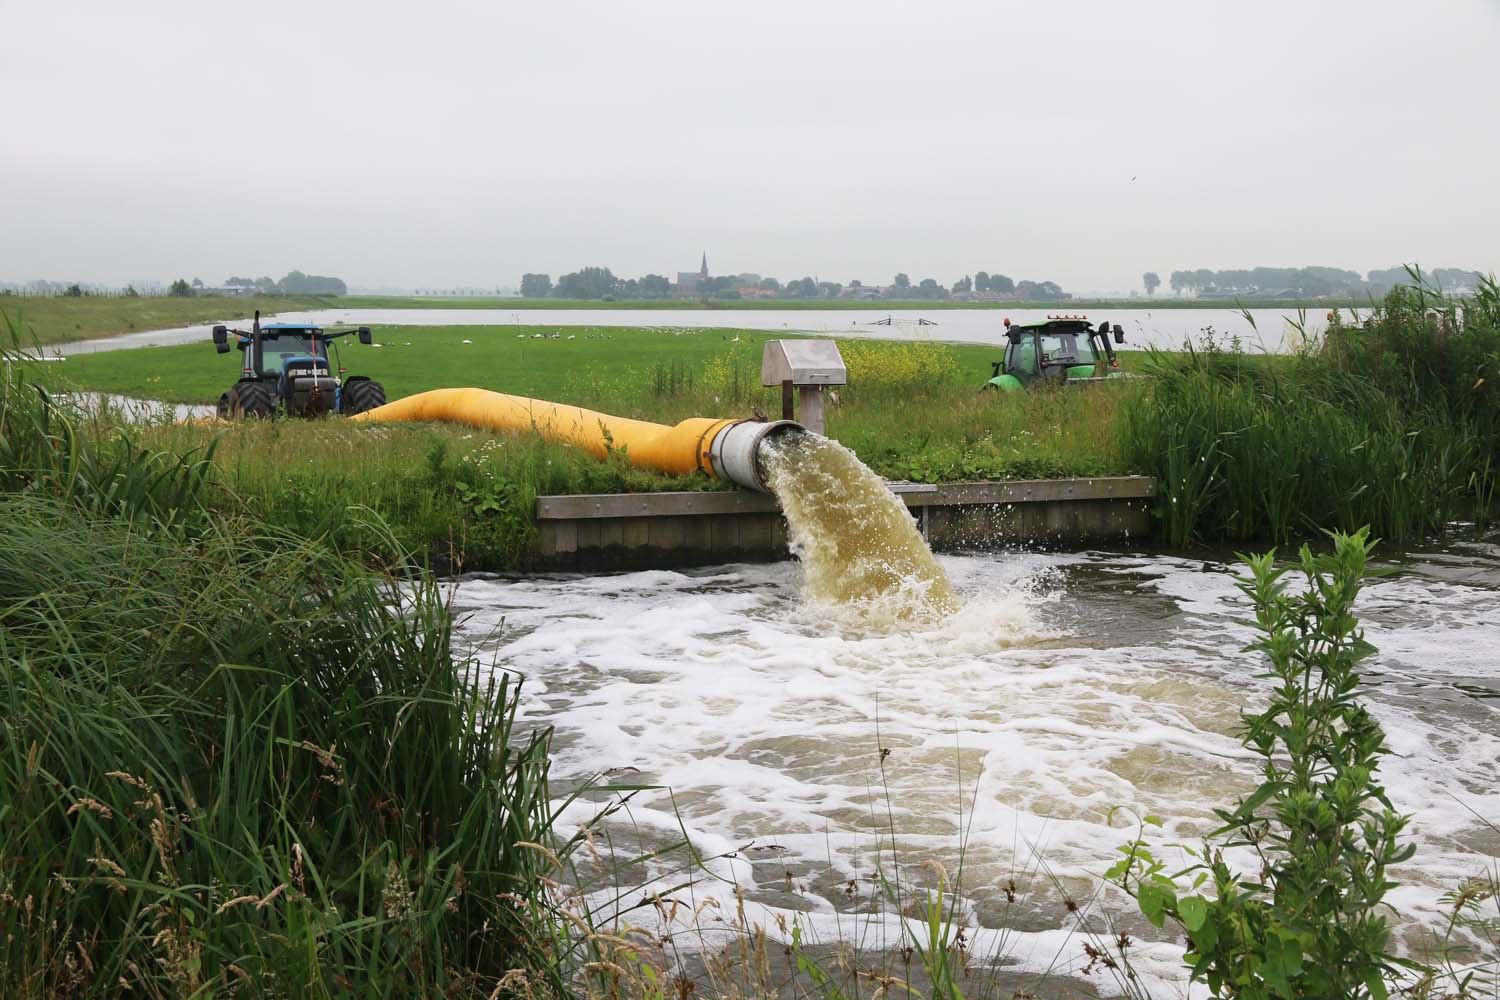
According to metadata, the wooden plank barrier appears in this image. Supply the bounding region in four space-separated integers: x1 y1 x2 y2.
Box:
533 477 1155 571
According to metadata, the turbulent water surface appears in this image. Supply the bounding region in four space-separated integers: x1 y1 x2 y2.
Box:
450 538 1500 994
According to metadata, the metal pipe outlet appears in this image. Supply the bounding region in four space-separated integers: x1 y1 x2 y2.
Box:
708 419 804 493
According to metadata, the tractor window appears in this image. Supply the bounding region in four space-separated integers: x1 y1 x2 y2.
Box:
1008 337 1038 378
261 337 324 365
1039 333 1081 363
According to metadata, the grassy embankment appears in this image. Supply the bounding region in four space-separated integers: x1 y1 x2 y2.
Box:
0 338 608 998
1123 278 1500 546
39 327 1147 569
3 294 335 345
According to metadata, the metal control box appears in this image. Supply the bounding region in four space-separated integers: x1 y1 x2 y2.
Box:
760 340 847 387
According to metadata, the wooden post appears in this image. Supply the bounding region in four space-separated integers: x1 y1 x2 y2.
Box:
799 386 825 435
781 379 794 421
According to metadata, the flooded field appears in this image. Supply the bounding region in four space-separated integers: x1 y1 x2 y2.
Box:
449 540 1500 994
48 305 1351 356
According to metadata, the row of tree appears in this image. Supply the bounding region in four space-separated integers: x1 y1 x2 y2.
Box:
519 269 1070 301
1140 266 1488 298
156 272 349 297
223 271 348 296
520 269 674 299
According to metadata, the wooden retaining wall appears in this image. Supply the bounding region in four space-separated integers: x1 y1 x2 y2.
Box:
534 476 1154 571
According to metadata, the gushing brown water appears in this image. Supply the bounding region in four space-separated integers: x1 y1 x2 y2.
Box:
761 432 957 619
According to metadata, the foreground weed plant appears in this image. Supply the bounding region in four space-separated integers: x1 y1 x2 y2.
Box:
1109 528 1417 998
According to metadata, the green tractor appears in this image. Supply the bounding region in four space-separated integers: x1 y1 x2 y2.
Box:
211 311 387 418
983 316 1127 391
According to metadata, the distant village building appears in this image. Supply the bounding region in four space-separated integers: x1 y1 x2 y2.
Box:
676 253 709 295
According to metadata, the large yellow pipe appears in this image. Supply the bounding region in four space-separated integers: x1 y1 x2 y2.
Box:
352 387 799 490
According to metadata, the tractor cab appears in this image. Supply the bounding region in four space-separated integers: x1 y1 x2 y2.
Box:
245 326 329 377
211 312 385 418
985 316 1125 392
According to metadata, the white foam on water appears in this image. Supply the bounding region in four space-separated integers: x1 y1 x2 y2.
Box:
450 543 1500 995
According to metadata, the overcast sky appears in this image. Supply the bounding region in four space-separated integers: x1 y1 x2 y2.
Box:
2 0 1496 293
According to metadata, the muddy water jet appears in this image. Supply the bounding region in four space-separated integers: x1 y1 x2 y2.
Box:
761 432 957 618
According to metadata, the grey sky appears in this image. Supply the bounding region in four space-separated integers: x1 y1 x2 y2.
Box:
3 0 1496 293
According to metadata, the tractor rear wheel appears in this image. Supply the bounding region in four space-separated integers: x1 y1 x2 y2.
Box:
223 381 274 419
342 379 386 415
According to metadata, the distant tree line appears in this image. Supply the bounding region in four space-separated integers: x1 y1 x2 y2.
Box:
223 271 348 296
157 272 348 298
519 268 1069 301
4 270 347 299
1150 265 1489 299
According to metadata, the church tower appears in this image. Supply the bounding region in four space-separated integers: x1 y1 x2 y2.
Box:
700 252 709 278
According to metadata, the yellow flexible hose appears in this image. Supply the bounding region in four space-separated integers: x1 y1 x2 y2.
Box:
352 387 739 479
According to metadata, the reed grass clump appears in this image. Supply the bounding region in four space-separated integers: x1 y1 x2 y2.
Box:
1121 274 1500 546
0 329 578 998
138 417 715 573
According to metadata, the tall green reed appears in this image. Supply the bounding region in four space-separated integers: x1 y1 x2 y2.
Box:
1121 273 1500 546
0 323 588 997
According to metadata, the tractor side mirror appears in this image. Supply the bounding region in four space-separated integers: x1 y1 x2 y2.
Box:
1006 329 1021 345
1112 323 1125 344
358 327 373 345
212 325 230 353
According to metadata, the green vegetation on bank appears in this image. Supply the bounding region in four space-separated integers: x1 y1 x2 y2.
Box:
0 343 592 998
4 294 335 345
115 336 1138 569
143 419 715 572
1124 278 1500 546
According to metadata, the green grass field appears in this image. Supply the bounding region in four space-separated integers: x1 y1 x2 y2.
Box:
45 323 1161 407
51 325 802 404
3 293 335 345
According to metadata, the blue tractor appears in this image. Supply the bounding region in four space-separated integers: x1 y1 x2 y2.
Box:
211 311 386 418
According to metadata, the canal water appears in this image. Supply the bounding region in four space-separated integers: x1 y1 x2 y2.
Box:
449 540 1500 995
48 305 1349 356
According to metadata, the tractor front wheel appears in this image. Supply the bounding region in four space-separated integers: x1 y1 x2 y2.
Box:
222 382 274 419
342 379 386 415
